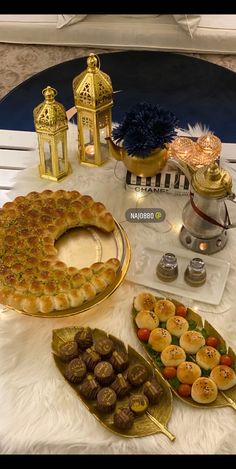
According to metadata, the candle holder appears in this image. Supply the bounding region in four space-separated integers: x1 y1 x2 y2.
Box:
33 86 70 181
72 53 113 167
168 133 222 171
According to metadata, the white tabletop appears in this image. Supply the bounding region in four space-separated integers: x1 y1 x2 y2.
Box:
0 124 236 455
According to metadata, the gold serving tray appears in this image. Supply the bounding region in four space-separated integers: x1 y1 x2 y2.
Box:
6 220 131 318
132 296 236 410
52 326 175 440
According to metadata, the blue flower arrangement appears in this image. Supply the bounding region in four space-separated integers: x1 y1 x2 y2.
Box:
112 102 179 158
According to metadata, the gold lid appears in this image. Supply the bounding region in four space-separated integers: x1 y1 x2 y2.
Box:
33 86 68 134
192 162 232 198
72 53 113 111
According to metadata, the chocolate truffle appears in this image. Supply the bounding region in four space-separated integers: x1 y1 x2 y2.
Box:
94 338 114 359
110 350 129 372
94 361 115 386
111 373 131 398
75 327 93 350
127 363 149 387
58 341 78 362
113 407 135 430
142 380 164 404
129 394 149 415
79 374 101 400
82 348 101 371
96 387 117 413
64 358 87 383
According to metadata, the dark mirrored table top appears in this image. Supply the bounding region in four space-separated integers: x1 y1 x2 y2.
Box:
0 50 236 143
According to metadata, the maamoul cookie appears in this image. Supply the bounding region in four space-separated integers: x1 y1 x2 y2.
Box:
210 365 236 390
191 377 218 404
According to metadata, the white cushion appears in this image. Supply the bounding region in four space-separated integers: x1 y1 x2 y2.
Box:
1 14 236 54
57 14 87 29
200 14 236 29
0 14 57 23
173 14 202 37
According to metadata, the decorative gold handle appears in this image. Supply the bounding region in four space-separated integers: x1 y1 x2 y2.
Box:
146 411 175 441
221 392 236 411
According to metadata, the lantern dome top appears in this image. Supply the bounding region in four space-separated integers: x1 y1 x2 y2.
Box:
43 86 57 102
33 86 68 134
87 53 98 71
73 53 113 110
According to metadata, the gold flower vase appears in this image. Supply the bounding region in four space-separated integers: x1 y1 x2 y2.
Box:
106 137 167 177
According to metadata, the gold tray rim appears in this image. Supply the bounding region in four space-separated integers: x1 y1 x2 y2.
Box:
4 220 131 319
132 295 236 411
52 326 174 439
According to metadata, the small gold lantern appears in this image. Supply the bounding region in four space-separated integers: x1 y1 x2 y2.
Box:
73 53 113 166
33 86 70 181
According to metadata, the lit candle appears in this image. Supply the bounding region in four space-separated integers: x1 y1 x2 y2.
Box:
85 144 95 156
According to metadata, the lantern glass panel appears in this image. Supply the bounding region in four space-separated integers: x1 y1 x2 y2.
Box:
81 113 95 164
57 140 65 173
44 140 52 174
84 129 95 163
98 110 110 163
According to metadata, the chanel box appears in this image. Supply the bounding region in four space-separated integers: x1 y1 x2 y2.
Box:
125 164 190 195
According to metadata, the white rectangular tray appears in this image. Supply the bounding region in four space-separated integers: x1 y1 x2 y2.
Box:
126 246 230 305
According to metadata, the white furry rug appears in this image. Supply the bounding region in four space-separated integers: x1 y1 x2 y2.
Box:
0 123 236 454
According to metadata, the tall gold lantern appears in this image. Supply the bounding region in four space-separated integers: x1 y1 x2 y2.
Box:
33 86 70 181
73 53 113 166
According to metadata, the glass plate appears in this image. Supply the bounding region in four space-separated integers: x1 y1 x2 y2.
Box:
126 246 230 306
6 220 131 318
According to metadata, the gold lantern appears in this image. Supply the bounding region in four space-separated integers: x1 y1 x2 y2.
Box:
33 86 70 181
73 53 113 166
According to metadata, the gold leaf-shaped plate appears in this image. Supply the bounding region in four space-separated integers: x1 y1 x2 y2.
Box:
132 296 236 411
52 326 175 440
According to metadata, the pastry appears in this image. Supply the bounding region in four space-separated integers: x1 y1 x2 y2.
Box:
79 374 101 399
111 373 131 398
127 363 149 387
166 316 189 338
129 394 149 415
135 310 159 331
180 330 206 354
191 377 218 404
0 190 121 314
113 407 135 430
161 345 186 367
64 358 87 383
109 351 129 372
75 327 93 350
94 338 114 359
133 292 156 312
142 380 164 404
154 299 176 322
210 365 236 390
177 361 202 385
94 361 115 386
148 327 172 352
196 346 221 370
82 348 101 371
58 341 78 362
96 387 117 413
